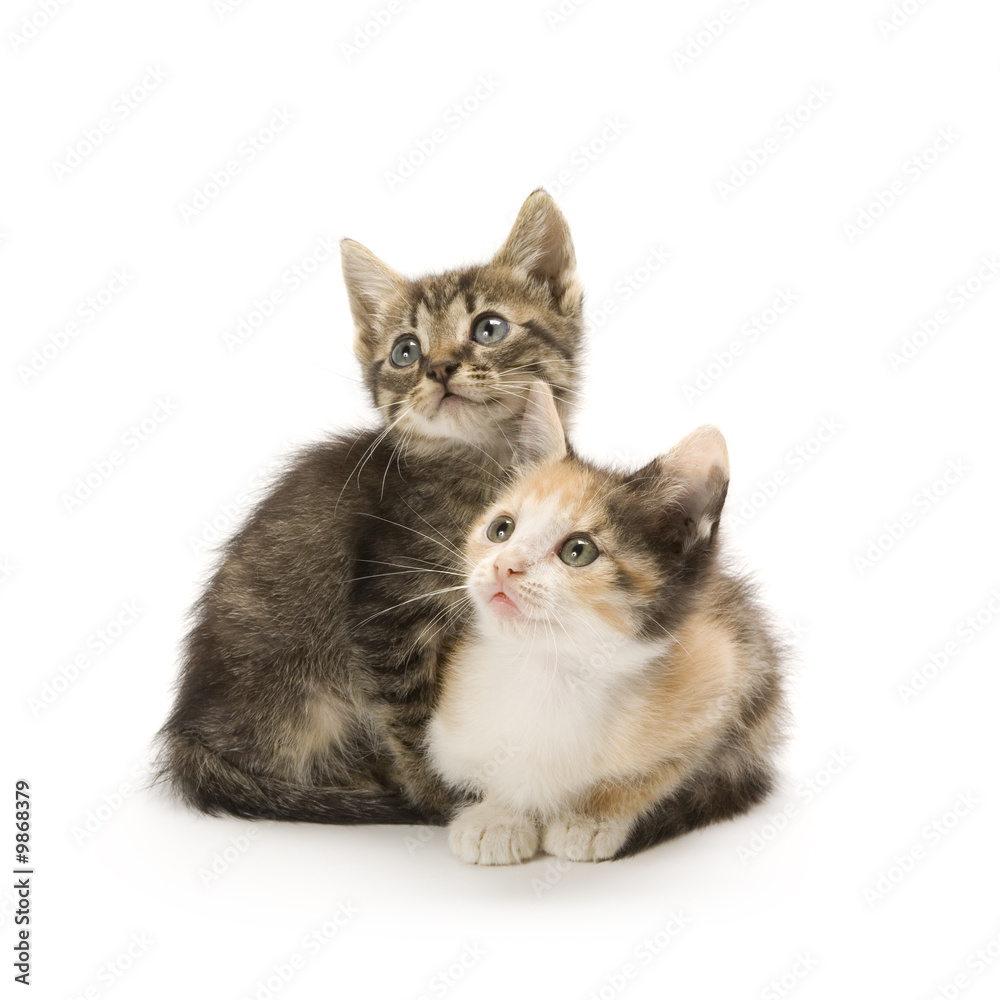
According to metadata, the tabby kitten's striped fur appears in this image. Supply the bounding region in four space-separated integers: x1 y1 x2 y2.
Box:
157 191 583 823
427 387 787 861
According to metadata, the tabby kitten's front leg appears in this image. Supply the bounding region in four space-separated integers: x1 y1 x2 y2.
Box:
380 712 459 822
448 800 540 865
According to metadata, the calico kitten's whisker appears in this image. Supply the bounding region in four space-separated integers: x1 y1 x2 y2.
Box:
401 596 471 662
398 498 473 566
557 606 620 684
346 568 465 584
353 585 471 629
550 614 589 675
358 513 475 569
643 617 690 655
412 590 471 638
512 620 538 682
357 556 458 574
538 618 563 702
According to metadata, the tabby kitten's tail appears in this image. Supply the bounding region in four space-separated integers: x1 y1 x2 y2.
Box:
155 734 435 825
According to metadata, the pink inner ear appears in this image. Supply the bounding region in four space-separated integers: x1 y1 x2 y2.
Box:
655 425 730 533
515 383 567 467
341 239 404 321
492 190 577 283
662 425 729 485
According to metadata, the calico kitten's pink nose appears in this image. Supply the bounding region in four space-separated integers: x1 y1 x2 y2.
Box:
427 360 459 388
494 556 524 580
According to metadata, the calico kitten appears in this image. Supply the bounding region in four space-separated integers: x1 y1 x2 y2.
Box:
156 191 584 823
427 386 787 862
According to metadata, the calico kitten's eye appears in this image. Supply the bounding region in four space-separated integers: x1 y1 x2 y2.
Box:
390 336 422 368
472 314 510 346
486 514 515 543
558 535 599 567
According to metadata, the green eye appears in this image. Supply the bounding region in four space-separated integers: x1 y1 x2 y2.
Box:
558 535 599 567
486 514 515 543
472 314 510 346
390 336 421 368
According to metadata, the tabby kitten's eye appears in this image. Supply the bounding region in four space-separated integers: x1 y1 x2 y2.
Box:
472 314 510 346
558 535 599 567
390 336 422 368
486 515 515 543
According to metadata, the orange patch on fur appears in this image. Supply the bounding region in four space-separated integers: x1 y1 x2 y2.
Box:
595 604 738 780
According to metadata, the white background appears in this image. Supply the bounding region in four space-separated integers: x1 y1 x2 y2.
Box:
4 0 1000 997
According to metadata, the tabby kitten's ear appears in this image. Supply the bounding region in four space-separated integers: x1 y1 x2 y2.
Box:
341 238 407 358
514 382 568 468
637 425 730 552
492 189 580 313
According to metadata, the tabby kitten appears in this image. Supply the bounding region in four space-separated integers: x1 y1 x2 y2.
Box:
156 191 583 823
427 386 787 862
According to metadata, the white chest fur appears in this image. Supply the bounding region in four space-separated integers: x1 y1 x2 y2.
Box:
427 632 667 818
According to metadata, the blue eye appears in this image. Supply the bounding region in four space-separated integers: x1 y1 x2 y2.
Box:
558 535 599 567
487 515 515 542
390 336 421 367
472 315 510 346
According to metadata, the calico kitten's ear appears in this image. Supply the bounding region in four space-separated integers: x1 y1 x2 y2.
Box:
641 425 730 550
341 239 406 357
491 190 579 311
515 382 568 468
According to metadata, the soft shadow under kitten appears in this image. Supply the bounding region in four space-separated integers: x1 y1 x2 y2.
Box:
427 386 787 862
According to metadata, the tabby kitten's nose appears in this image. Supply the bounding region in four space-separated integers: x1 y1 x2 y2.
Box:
427 360 459 388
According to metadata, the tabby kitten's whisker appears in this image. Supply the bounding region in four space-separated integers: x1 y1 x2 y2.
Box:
334 401 416 513
499 378 588 402
495 361 547 376
313 363 366 387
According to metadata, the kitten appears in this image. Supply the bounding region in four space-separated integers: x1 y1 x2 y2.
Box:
427 386 787 862
156 191 584 823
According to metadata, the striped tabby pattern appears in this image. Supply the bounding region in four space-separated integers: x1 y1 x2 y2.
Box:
156 191 584 823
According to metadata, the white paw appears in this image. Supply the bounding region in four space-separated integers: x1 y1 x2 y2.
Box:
542 815 632 862
448 801 539 866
